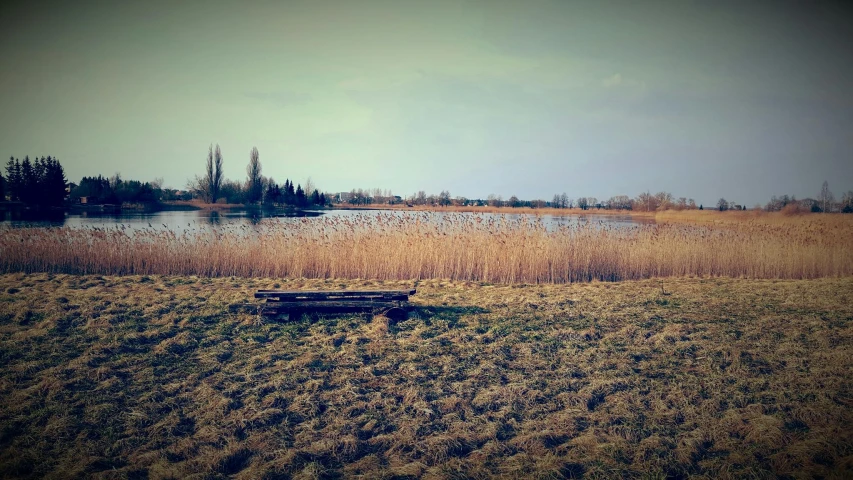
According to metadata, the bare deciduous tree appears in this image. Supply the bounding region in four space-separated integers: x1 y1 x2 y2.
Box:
213 145 223 203
246 147 263 204
205 144 214 203
415 190 427 205
654 191 673 210
304 177 316 199
200 144 225 203
609 195 632 210
841 191 853 213
636 192 656 212
819 180 834 213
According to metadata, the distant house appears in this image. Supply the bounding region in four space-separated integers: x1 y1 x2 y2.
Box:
337 192 354 203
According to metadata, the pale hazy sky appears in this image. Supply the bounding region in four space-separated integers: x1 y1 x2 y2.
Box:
1 0 851 206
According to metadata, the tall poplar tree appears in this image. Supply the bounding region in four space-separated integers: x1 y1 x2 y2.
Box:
246 147 263 204
213 144 223 203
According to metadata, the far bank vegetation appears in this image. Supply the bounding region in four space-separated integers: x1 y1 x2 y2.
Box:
185 144 327 208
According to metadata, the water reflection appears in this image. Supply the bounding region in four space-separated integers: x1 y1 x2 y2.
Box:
0 207 67 226
0 207 652 232
206 211 222 226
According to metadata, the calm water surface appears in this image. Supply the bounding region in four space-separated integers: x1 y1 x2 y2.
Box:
0 208 652 232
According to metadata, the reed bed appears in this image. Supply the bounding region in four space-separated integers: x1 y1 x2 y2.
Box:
1 212 851 282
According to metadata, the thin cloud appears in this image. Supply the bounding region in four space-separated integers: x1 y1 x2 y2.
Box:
601 73 645 90
244 91 312 108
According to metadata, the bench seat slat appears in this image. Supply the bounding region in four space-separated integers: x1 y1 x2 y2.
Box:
255 289 415 300
264 295 410 302
262 300 403 311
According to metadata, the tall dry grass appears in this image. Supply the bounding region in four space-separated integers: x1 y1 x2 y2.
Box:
1 212 851 282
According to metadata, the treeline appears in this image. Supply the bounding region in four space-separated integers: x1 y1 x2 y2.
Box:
338 179 853 214
186 144 328 207
69 175 160 205
213 177 326 207
263 179 326 207
340 188 403 206
351 190 712 211
765 182 853 213
3 156 67 207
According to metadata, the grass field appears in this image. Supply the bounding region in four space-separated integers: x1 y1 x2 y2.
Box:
1 273 851 478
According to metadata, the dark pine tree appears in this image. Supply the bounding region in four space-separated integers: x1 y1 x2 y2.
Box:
319 192 326 206
16 156 68 207
284 179 295 205
295 184 306 207
46 157 68 207
72 175 114 204
34 157 45 205
19 156 36 204
0 170 5 201
310 189 321 205
134 183 157 203
264 181 280 205
5 158 22 201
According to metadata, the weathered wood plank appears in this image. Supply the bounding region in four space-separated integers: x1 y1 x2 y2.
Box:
252 289 416 319
256 289 415 294
260 295 409 302
254 289 415 301
262 300 403 311
255 289 416 298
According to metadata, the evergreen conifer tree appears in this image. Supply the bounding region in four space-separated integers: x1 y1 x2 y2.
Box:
284 180 295 205
4 157 21 201
295 184 305 207
20 156 34 204
43 156 67 206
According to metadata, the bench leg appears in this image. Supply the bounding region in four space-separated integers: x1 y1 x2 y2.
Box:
382 307 408 322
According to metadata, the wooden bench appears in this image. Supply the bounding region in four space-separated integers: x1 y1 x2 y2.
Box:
254 289 416 320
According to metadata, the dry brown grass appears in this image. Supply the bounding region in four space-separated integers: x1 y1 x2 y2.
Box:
653 209 852 226
0 274 851 478
2 212 851 282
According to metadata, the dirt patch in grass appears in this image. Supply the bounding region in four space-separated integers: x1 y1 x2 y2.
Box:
0 274 851 478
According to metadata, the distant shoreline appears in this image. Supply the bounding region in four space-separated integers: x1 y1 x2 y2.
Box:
0 200 327 212
330 203 653 216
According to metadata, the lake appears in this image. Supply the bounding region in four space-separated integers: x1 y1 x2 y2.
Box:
0 208 651 232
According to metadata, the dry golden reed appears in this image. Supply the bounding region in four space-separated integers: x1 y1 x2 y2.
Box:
1 212 851 282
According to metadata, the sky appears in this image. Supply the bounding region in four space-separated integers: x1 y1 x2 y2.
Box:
1 0 852 207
